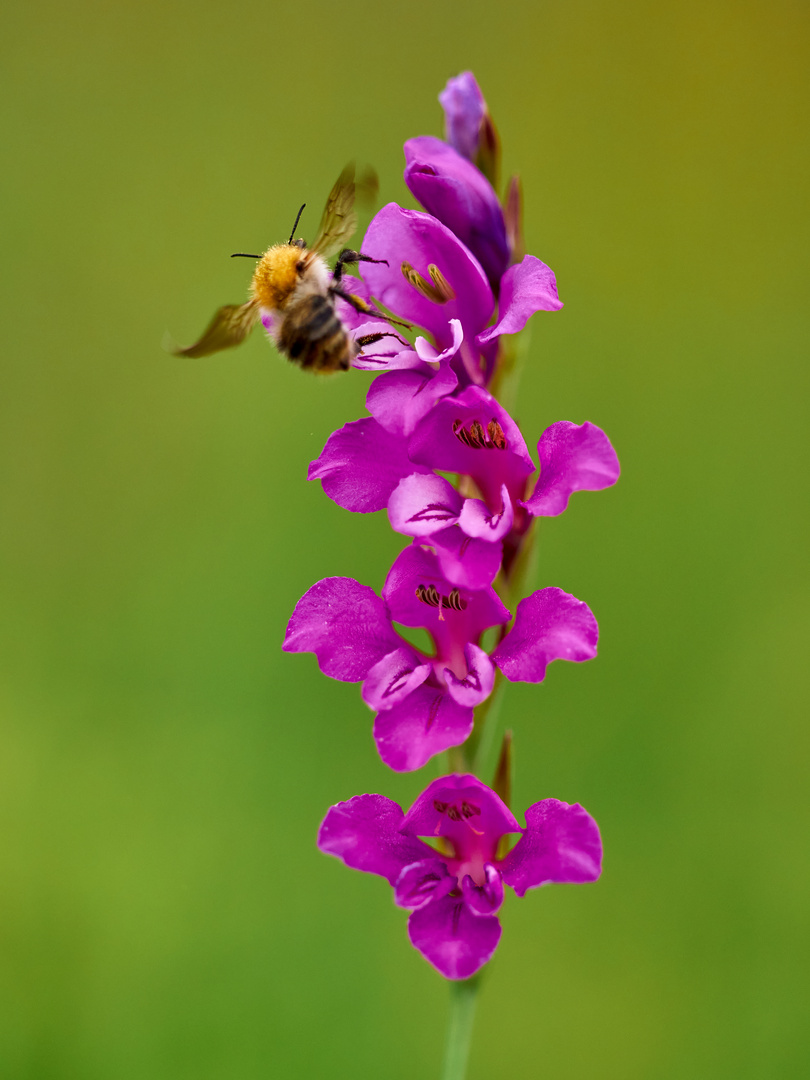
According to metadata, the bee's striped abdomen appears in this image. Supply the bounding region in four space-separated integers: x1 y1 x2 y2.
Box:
277 294 353 373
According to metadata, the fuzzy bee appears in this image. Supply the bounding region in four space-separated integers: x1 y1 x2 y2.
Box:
169 165 407 372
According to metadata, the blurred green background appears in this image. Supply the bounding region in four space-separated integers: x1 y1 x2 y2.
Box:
1 0 807 1076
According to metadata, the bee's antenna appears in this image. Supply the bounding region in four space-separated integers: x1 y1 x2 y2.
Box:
288 204 306 244
231 253 262 259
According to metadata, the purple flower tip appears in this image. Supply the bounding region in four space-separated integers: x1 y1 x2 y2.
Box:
439 72 487 161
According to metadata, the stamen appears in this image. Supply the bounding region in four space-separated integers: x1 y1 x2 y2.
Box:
401 261 455 303
452 417 509 450
415 583 466 617
460 803 486 833
428 264 455 301
487 419 507 450
415 583 440 607
469 419 487 445
452 418 482 448
433 800 485 835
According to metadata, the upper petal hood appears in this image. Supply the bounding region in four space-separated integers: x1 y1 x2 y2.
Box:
404 136 509 286
408 385 535 509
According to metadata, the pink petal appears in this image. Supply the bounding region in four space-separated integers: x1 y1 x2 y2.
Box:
318 794 430 885
361 647 431 711
500 799 602 897
413 318 464 363
491 587 598 683
383 543 509 640
388 474 463 537
373 684 473 772
308 417 429 513
431 526 504 591
283 577 400 682
461 863 504 915
407 895 501 980
366 365 459 438
458 483 514 541
522 421 621 517
477 254 563 346
394 858 456 910
444 643 496 708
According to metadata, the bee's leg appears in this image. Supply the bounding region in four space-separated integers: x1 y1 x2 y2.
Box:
356 331 412 349
332 248 389 285
329 284 412 332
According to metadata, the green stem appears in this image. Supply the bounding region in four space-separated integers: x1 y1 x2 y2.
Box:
471 672 506 776
441 976 480 1080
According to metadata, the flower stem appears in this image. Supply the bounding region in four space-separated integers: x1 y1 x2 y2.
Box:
467 670 505 776
441 976 480 1080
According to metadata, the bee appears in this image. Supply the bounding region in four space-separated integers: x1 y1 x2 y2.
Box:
169 164 408 372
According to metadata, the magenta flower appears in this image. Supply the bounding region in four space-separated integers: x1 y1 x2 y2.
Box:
310 385 620 588
283 545 598 771
355 203 561 389
318 773 602 979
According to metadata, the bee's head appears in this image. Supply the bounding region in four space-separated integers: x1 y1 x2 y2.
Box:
289 238 307 250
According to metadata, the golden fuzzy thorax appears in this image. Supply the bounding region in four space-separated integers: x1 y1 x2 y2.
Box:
251 245 303 311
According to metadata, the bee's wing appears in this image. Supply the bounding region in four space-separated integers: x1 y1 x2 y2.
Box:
167 300 259 358
310 163 357 259
355 165 379 207
311 164 381 259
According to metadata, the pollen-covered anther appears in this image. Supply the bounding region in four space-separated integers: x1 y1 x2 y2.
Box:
446 588 467 611
400 261 455 303
461 801 481 818
415 583 442 608
487 420 507 450
452 417 508 450
415 583 467 618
